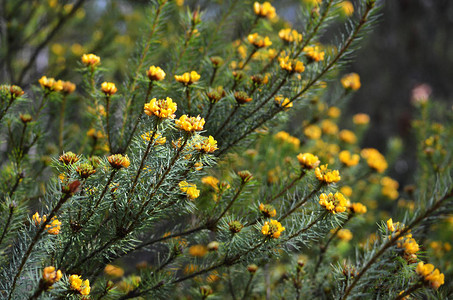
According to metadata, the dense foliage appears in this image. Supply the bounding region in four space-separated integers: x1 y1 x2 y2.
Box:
0 0 452 299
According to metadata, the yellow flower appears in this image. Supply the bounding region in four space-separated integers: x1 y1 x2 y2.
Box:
387 218 398 232
189 245 208 257
341 73 361 91
175 115 205 132
303 45 325 62
339 150 360 167
144 97 177 119
39 76 63 92
108 154 130 169
101 82 117 96
104 264 125 277
253 1 276 19
339 129 357 144
194 135 218 153
141 131 166 145
319 192 347 213
202 176 219 191
321 119 338 135
278 28 302 43
42 266 63 285
179 181 200 200
259 203 277 218
279 56 305 73
337 1 354 17
381 177 399 200
337 229 353 241
304 124 322 139
315 164 341 183
416 262 445 290
261 219 285 238
353 113 370 125
275 96 293 109
69 274 91 295
361 148 388 173
247 33 272 48
81 53 100 67
340 186 352 197
297 153 320 169
146 65 166 81
45 217 61 235
350 202 367 214
61 81 76 94
174 71 200 85
32 212 46 226
328 106 341 118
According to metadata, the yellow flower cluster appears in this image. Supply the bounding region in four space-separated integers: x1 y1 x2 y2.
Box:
339 150 360 167
297 153 320 169
39 76 63 92
278 28 302 43
319 192 347 213
337 229 353 241
381 176 399 200
194 135 218 153
141 131 166 145
144 97 177 119
341 73 361 90
42 266 63 285
69 274 91 296
350 202 367 214
261 219 285 238
104 264 124 277
175 115 205 132
361 148 388 173
108 154 130 169
247 33 272 48
416 262 445 290
397 233 420 256
189 245 208 257
353 113 370 125
274 131 300 148
202 176 219 190
304 45 325 62
339 129 357 144
315 165 341 183
337 1 354 17
179 181 200 200
81 53 100 67
274 96 293 109
259 203 277 218
101 82 117 96
328 106 341 118
146 65 166 81
304 124 322 139
321 119 339 135
62 81 76 94
253 1 276 19
33 213 62 235
279 56 305 73
175 71 201 85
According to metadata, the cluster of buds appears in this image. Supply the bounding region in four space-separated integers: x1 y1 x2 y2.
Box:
237 170 253 183
1 84 25 98
259 203 277 218
76 163 96 179
40 266 63 290
69 274 91 296
253 1 276 19
81 53 100 67
144 97 177 119
108 154 130 169
303 45 325 62
297 153 320 169
229 220 244 234
341 73 361 91
261 219 285 239
251 74 269 86
319 192 348 214
39 76 63 92
59 151 80 165
179 181 200 200
234 91 252 104
279 28 303 43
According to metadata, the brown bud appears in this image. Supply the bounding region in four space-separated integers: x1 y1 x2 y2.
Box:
20 114 32 123
234 91 252 104
228 220 243 234
247 264 258 273
237 170 253 182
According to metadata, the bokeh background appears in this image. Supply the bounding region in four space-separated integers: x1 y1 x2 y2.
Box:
1 0 452 184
